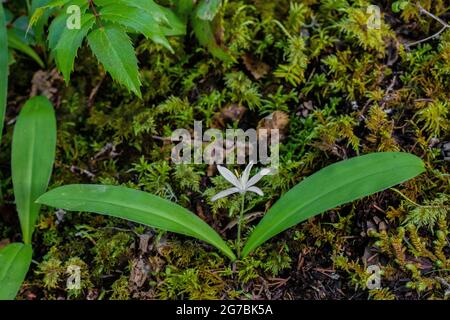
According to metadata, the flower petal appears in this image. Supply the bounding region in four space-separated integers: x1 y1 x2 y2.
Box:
246 167 274 188
211 187 240 201
217 165 242 189
247 186 264 196
240 161 254 187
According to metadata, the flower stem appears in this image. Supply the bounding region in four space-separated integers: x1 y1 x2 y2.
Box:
237 192 246 259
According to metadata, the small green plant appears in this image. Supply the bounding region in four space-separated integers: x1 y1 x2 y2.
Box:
29 0 230 97
30 0 185 97
37 152 425 261
0 96 57 299
12 96 57 244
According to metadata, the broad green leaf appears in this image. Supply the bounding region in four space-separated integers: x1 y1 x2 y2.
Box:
191 13 232 62
7 29 44 67
37 184 236 260
87 24 142 97
96 0 185 36
54 14 95 83
0 243 32 300
12 96 57 244
242 152 425 257
99 5 173 52
196 0 222 21
0 4 7 141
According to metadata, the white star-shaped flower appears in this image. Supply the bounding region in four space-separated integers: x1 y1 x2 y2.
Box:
211 162 273 201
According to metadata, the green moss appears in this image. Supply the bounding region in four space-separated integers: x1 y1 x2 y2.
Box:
1 0 449 300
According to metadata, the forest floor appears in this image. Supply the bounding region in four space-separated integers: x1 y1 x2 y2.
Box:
1 0 450 300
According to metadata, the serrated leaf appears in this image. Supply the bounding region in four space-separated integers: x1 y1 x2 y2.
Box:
196 0 222 21
28 0 71 30
0 4 8 141
0 243 32 300
7 29 44 67
45 0 89 51
12 96 57 244
54 14 95 83
87 24 141 97
242 152 426 257
37 184 236 260
99 4 173 52
96 0 185 36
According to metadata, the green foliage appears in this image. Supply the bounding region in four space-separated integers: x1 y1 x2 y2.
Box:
404 193 450 230
2 0 450 300
242 152 425 257
196 0 222 21
12 96 57 244
36 184 236 260
37 152 424 263
191 6 232 62
225 72 261 110
87 25 141 97
392 1 409 13
7 29 45 68
31 0 185 96
0 243 33 300
55 13 95 83
0 3 7 143
416 101 449 137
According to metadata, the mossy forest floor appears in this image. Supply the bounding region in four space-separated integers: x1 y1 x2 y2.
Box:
1 0 450 300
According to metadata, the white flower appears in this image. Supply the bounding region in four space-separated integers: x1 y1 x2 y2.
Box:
211 162 273 201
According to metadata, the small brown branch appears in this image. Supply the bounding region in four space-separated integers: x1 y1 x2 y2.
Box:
88 74 105 110
88 0 103 27
406 3 450 48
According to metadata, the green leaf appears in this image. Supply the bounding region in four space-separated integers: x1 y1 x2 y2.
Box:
96 0 185 36
54 14 95 83
196 0 222 21
7 29 44 67
0 4 8 141
191 13 232 62
0 243 32 300
242 152 425 257
174 0 195 23
99 5 173 52
12 96 57 244
31 0 58 45
46 0 89 51
37 184 236 260
87 24 142 97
